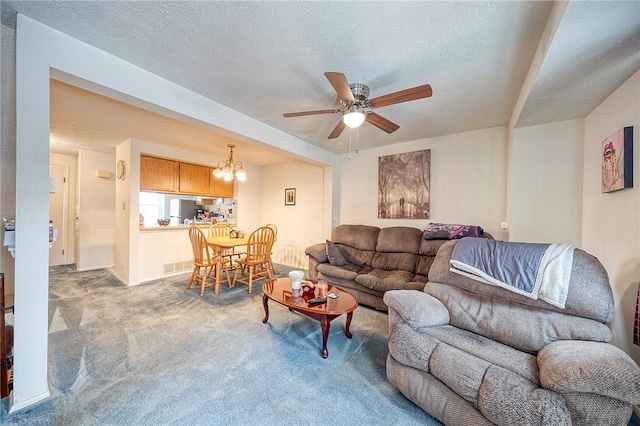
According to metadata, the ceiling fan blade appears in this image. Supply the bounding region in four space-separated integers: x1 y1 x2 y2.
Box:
328 119 347 139
365 112 400 134
283 109 339 118
369 84 432 108
324 72 355 102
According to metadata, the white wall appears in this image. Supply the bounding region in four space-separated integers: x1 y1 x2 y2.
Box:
582 70 640 362
114 140 132 283
337 126 508 239
1 22 16 295
261 160 326 269
510 119 584 245
77 150 116 270
234 163 262 234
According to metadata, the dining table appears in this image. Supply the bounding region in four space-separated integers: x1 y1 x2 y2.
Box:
206 234 249 295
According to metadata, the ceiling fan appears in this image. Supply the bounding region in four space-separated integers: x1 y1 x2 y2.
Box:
283 72 432 139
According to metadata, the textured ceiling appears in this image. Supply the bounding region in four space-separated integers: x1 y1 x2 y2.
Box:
2 1 639 157
49 80 292 166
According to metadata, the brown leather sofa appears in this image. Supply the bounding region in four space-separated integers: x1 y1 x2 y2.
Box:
305 224 449 310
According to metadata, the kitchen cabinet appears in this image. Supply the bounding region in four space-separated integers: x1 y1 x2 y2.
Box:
179 163 210 195
209 171 234 198
140 155 234 198
140 155 179 192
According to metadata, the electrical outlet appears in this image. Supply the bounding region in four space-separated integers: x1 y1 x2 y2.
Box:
501 222 508 230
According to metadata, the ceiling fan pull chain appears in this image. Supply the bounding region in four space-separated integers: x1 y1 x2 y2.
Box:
349 129 353 159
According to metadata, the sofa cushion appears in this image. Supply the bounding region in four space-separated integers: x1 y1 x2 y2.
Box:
478 365 571 425
388 323 438 373
371 252 417 272
422 325 539 385
375 227 423 253
356 269 420 292
414 255 437 277
316 262 368 280
325 240 347 266
332 224 380 251
386 356 494 426
430 340 490 407
425 282 612 354
429 240 614 323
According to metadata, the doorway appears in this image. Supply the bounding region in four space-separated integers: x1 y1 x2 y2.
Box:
49 153 77 266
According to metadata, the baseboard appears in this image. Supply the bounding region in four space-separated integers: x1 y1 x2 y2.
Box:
8 388 50 413
75 264 115 272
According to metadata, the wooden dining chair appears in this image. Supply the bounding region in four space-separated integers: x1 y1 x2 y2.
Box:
207 223 239 264
232 226 275 294
187 226 230 296
266 223 277 274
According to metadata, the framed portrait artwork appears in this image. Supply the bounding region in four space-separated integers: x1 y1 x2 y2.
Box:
602 126 633 193
284 188 296 206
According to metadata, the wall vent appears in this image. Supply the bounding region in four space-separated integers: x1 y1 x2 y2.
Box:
163 260 192 275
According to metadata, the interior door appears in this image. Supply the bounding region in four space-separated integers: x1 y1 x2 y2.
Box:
49 164 69 266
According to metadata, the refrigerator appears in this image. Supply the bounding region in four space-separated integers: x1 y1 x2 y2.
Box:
169 199 198 225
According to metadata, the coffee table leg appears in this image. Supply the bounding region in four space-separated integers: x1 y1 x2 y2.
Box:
345 312 353 339
321 316 330 359
262 294 269 323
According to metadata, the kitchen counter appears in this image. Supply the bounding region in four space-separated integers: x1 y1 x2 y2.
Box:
139 222 235 232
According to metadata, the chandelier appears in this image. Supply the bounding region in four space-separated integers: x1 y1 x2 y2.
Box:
212 144 247 182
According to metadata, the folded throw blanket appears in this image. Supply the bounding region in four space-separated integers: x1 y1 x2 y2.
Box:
449 238 575 308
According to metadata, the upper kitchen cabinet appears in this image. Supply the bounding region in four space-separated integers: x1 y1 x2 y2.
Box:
140 155 179 192
209 171 234 198
179 163 210 195
140 154 234 197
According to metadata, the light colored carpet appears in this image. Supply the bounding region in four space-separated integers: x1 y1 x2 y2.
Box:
1 264 441 425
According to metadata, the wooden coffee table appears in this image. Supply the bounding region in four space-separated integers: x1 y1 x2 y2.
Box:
262 278 358 358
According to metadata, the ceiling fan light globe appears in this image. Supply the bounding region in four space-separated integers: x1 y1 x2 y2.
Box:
343 111 365 128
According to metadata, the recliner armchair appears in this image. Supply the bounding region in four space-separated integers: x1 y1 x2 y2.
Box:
384 239 640 425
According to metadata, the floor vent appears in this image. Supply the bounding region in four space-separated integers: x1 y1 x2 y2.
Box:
163 260 192 275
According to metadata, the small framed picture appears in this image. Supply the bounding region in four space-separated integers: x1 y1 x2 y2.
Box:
284 188 296 206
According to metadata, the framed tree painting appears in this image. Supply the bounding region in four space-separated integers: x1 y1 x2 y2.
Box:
378 149 430 219
602 126 633 193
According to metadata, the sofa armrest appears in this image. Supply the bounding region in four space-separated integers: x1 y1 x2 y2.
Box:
538 340 640 405
305 243 328 264
306 243 328 280
383 289 450 329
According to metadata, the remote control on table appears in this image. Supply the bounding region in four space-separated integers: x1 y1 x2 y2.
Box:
307 297 327 305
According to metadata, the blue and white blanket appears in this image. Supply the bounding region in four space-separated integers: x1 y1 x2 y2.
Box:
449 238 575 309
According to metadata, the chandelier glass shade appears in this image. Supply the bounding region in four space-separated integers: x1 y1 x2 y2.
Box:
343 105 366 128
213 144 247 182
